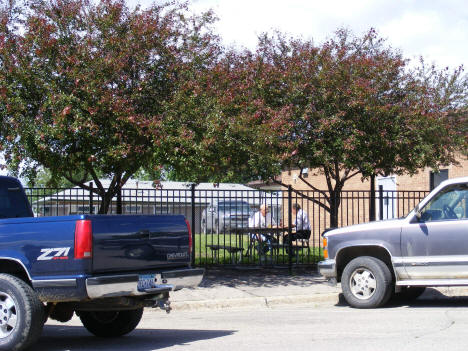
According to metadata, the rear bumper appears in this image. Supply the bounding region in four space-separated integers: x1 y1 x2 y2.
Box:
86 268 204 299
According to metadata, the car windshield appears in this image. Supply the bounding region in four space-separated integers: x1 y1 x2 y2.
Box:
218 202 252 212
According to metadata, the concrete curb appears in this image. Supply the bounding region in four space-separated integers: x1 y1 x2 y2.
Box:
146 286 468 312
161 293 339 311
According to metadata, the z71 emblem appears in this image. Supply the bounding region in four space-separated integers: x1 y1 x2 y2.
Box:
37 247 71 261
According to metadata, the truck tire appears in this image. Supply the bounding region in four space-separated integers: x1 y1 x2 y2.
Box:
0 274 45 351
79 308 143 337
341 256 393 309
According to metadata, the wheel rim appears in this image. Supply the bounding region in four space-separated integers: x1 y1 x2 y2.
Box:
349 268 377 300
0 292 17 338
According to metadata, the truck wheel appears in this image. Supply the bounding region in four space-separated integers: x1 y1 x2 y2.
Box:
341 256 393 309
79 308 143 337
0 274 45 351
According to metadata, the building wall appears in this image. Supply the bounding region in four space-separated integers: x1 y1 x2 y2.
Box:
395 156 468 191
281 154 468 192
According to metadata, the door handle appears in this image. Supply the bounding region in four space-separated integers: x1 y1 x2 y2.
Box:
411 262 428 266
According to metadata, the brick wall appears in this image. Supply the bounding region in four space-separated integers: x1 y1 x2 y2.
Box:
281 154 467 192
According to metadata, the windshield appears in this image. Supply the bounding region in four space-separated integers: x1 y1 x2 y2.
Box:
217 202 252 212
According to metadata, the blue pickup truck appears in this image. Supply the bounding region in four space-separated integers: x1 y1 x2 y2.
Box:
0 176 203 350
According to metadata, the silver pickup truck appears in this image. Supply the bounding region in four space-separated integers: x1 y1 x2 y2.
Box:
318 176 468 308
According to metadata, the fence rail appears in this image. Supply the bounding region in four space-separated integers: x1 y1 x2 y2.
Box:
24 185 429 268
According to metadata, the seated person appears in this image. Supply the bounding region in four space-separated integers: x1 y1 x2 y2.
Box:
284 203 311 254
248 204 277 253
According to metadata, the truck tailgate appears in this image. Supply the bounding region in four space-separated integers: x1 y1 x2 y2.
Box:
90 215 190 273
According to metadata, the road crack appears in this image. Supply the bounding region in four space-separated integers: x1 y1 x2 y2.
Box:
413 310 455 339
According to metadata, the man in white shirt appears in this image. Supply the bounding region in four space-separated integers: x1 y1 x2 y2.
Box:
249 204 276 228
284 203 311 255
249 204 277 253
293 203 311 235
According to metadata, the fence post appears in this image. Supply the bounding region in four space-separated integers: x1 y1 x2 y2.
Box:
89 182 94 214
116 186 122 214
288 185 293 273
369 175 376 221
191 183 196 266
378 185 384 221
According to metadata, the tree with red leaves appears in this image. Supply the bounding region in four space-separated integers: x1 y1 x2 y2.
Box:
169 29 466 227
0 0 219 213
254 29 467 227
160 48 292 183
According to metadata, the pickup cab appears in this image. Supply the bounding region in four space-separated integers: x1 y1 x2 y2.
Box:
0 176 203 350
318 177 468 308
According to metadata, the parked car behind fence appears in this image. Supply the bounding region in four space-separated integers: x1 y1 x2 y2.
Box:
201 200 254 234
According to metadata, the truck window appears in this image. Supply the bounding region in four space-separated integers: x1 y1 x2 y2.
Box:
0 179 33 218
421 184 468 221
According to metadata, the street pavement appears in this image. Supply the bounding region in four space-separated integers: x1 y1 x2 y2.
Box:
166 267 468 311
33 268 468 351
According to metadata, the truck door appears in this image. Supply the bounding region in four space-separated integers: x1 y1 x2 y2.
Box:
401 183 468 280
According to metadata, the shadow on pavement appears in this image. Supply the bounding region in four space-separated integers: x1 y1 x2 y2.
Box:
335 288 468 309
200 267 322 289
30 325 235 351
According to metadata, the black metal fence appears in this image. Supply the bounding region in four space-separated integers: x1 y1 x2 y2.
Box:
24 185 428 268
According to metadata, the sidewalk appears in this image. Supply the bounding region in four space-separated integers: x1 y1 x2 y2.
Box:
168 268 341 311
165 268 468 311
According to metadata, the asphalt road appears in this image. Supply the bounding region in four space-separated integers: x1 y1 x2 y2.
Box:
30 297 468 351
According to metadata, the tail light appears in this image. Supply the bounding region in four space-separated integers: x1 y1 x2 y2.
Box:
75 220 92 259
185 219 192 255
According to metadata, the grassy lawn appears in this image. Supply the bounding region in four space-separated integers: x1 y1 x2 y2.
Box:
193 233 323 266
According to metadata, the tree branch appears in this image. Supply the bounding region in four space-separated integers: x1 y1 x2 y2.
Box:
343 170 360 182
297 168 330 201
271 178 331 212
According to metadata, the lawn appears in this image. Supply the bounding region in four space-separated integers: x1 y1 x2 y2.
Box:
193 233 324 266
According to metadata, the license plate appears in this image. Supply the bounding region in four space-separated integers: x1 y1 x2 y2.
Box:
137 274 157 291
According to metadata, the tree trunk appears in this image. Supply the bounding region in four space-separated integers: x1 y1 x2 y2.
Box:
98 190 115 214
329 190 340 228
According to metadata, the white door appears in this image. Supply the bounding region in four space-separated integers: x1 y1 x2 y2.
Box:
377 176 397 220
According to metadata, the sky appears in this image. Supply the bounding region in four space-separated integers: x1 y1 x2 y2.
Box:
128 0 468 69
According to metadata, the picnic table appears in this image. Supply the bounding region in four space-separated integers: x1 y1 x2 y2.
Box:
206 227 309 265
233 227 291 263
206 244 245 264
